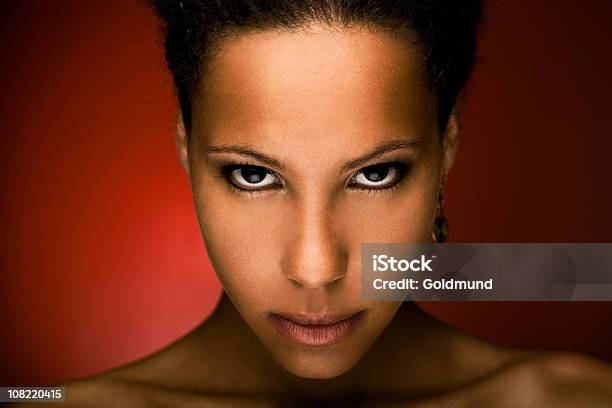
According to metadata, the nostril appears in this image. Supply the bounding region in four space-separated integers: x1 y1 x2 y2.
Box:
328 273 345 285
285 267 346 289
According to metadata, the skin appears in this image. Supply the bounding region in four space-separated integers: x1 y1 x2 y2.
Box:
36 24 612 407
186 24 446 380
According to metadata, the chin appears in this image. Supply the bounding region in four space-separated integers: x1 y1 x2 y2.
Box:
272 344 365 379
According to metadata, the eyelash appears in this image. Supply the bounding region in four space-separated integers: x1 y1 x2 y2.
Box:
218 161 410 196
347 162 409 191
218 162 282 197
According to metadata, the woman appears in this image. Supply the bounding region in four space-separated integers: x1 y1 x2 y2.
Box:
61 0 612 406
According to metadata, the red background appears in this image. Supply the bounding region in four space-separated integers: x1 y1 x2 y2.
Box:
1 0 611 385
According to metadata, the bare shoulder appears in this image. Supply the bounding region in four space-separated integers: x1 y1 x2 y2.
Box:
52 324 283 407
465 351 612 407
61 377 147 407
59 377 281 408
3 378 150 408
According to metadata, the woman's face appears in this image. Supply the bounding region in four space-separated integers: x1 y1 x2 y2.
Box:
182 25 454 379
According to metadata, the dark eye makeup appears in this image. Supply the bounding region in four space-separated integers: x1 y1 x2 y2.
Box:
218 161 411 196
220 164 283 192
346 162 409 190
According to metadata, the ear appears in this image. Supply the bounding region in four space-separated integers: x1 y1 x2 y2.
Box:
175 110 190 175
440 109 460 185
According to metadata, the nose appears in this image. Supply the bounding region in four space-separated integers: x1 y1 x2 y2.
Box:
281 197 348 289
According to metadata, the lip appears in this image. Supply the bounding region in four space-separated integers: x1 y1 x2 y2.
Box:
267 311 364 346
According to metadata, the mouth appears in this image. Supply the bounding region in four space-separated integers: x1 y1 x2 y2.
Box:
267 310 365 347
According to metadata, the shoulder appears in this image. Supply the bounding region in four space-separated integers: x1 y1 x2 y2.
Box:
3 378 152 408
60 377 156 407
60 377 281 408
470 351 612 406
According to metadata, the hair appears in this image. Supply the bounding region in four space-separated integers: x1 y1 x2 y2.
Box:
150 0 484 133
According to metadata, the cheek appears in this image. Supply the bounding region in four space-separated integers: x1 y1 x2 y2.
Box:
343 180 438 245
191 181 287 309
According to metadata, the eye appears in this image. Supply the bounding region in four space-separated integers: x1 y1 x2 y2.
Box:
348 162 407 189
225 165 282 190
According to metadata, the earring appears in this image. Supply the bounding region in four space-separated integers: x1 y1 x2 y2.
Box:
432 190 448 243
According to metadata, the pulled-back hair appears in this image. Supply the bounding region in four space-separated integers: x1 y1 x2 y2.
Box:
150 0 484 132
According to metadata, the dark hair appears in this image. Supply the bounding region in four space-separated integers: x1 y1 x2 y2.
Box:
151 0 484 133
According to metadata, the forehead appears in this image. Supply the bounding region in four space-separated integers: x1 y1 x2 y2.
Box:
192 24 437 148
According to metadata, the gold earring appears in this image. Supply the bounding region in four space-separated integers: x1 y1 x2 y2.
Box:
432 190 448 243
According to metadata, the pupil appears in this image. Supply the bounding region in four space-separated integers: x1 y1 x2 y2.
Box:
242 166 267 184
364 165 389 182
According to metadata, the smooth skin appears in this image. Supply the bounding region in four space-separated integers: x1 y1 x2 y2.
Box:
45 24 612 407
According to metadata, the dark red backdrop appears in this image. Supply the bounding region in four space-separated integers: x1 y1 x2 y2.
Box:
1 0 611 385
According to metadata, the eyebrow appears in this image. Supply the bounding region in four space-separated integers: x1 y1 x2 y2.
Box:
339 140 422 174
205 144 287 172
205 139 422 174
